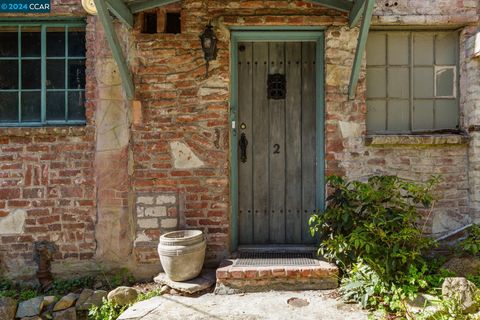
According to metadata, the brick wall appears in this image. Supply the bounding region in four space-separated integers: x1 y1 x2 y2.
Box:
0 2 97 279
0 0 478 280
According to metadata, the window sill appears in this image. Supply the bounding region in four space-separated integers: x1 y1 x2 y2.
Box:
0 126 91 138
365 134 470 146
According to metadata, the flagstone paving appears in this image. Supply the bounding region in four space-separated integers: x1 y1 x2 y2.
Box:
118 290 368 320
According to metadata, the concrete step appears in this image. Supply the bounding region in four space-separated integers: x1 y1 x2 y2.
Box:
214 258 339 294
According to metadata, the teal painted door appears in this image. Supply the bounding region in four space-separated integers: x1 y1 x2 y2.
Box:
237 41 317 245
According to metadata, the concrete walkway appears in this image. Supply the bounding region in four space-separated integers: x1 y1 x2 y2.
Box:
118 290 368 320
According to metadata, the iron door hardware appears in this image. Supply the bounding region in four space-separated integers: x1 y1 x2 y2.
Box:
267 73 286 100
239 133 248 163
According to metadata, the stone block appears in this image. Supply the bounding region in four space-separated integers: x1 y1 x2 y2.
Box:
161 219 177 229
138 218 159 229
157 195 176 205
145 206 167 217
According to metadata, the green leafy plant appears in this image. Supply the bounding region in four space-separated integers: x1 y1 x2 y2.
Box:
88 298 128 320
310 175 438 283
47 276 95 296
462 225 480 256
102 268 136 289
89 288 164 320
340 260 383 308
0 278 40 301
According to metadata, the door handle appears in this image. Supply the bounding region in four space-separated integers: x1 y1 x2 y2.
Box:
239 133 248 163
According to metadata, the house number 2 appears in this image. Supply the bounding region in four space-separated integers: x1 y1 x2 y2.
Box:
273 144 280 154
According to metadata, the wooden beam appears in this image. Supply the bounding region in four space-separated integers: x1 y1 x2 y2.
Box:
349 0 366 27
93 0 135 99
348 0 375 99
129 0 180 13
306 0 353 13
106 0 134 28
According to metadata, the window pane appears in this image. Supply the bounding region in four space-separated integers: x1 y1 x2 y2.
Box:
388 33 409 65
367 100 386 132
68 59 86 89
435 67 455 97
435 100 458 129
413 67 434 98
21 91 41 122
68 31 86 57
413 100 434 131
47 28 65 57
68 91 85 121
0 61 18 89
367 32 386 65
47 60 65 89
21 60 41 89
0 29 18 57
366 67 386 98
435 33 457 65
21 27 41 57
0 92 18 122
46 91 65 120
388 67 409 98
413 33 434 65
387 100 409 131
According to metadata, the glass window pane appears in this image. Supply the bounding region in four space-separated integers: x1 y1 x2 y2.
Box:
388 33 409 65
68 31 86 57
435 32 457 65
367 100 386 132
46 91 65 120
0 29 18 57
413 67 434 98
21 60 41 89
68 91 85 121
0 92 18 122
413 100 434 131
47 28 65 57
388 67 409 98
367 67 386 98
0 61 18 89
21 91 41 122
68 59 86 89
435 100 458 129
387 100 410 131
435 67 455 97
414 33 434 65
367 32 386 65
21 27 41 57
47 59 65 89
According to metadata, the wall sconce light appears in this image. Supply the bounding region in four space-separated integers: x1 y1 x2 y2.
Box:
199 24 218 78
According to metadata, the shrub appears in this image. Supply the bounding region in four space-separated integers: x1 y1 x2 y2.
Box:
462 225 480 256
310 175 437 284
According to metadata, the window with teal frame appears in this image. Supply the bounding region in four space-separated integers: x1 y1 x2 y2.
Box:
0 21 86 126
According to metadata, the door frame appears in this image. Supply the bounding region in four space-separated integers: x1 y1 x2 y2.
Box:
229 27 326 251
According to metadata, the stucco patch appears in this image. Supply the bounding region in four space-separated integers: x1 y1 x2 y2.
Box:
0 209 26 235
170 142 204 169
339 121 362 139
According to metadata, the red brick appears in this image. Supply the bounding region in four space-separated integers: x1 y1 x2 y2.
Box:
0 188 21 200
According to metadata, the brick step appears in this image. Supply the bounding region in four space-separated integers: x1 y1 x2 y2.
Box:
214 258 339 294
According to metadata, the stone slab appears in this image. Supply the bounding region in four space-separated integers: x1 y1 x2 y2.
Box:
117 297 162 320
153 269 216 294
119 290 367 320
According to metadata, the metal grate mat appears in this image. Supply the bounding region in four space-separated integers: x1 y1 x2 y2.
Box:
233 252 321 267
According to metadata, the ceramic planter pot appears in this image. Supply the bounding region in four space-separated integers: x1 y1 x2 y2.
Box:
158 230 206 281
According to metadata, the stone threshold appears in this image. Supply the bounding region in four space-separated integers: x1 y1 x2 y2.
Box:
215 259 339 294
365 134 470 146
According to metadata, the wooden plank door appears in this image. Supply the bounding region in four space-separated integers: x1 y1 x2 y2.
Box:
237 41 318 245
